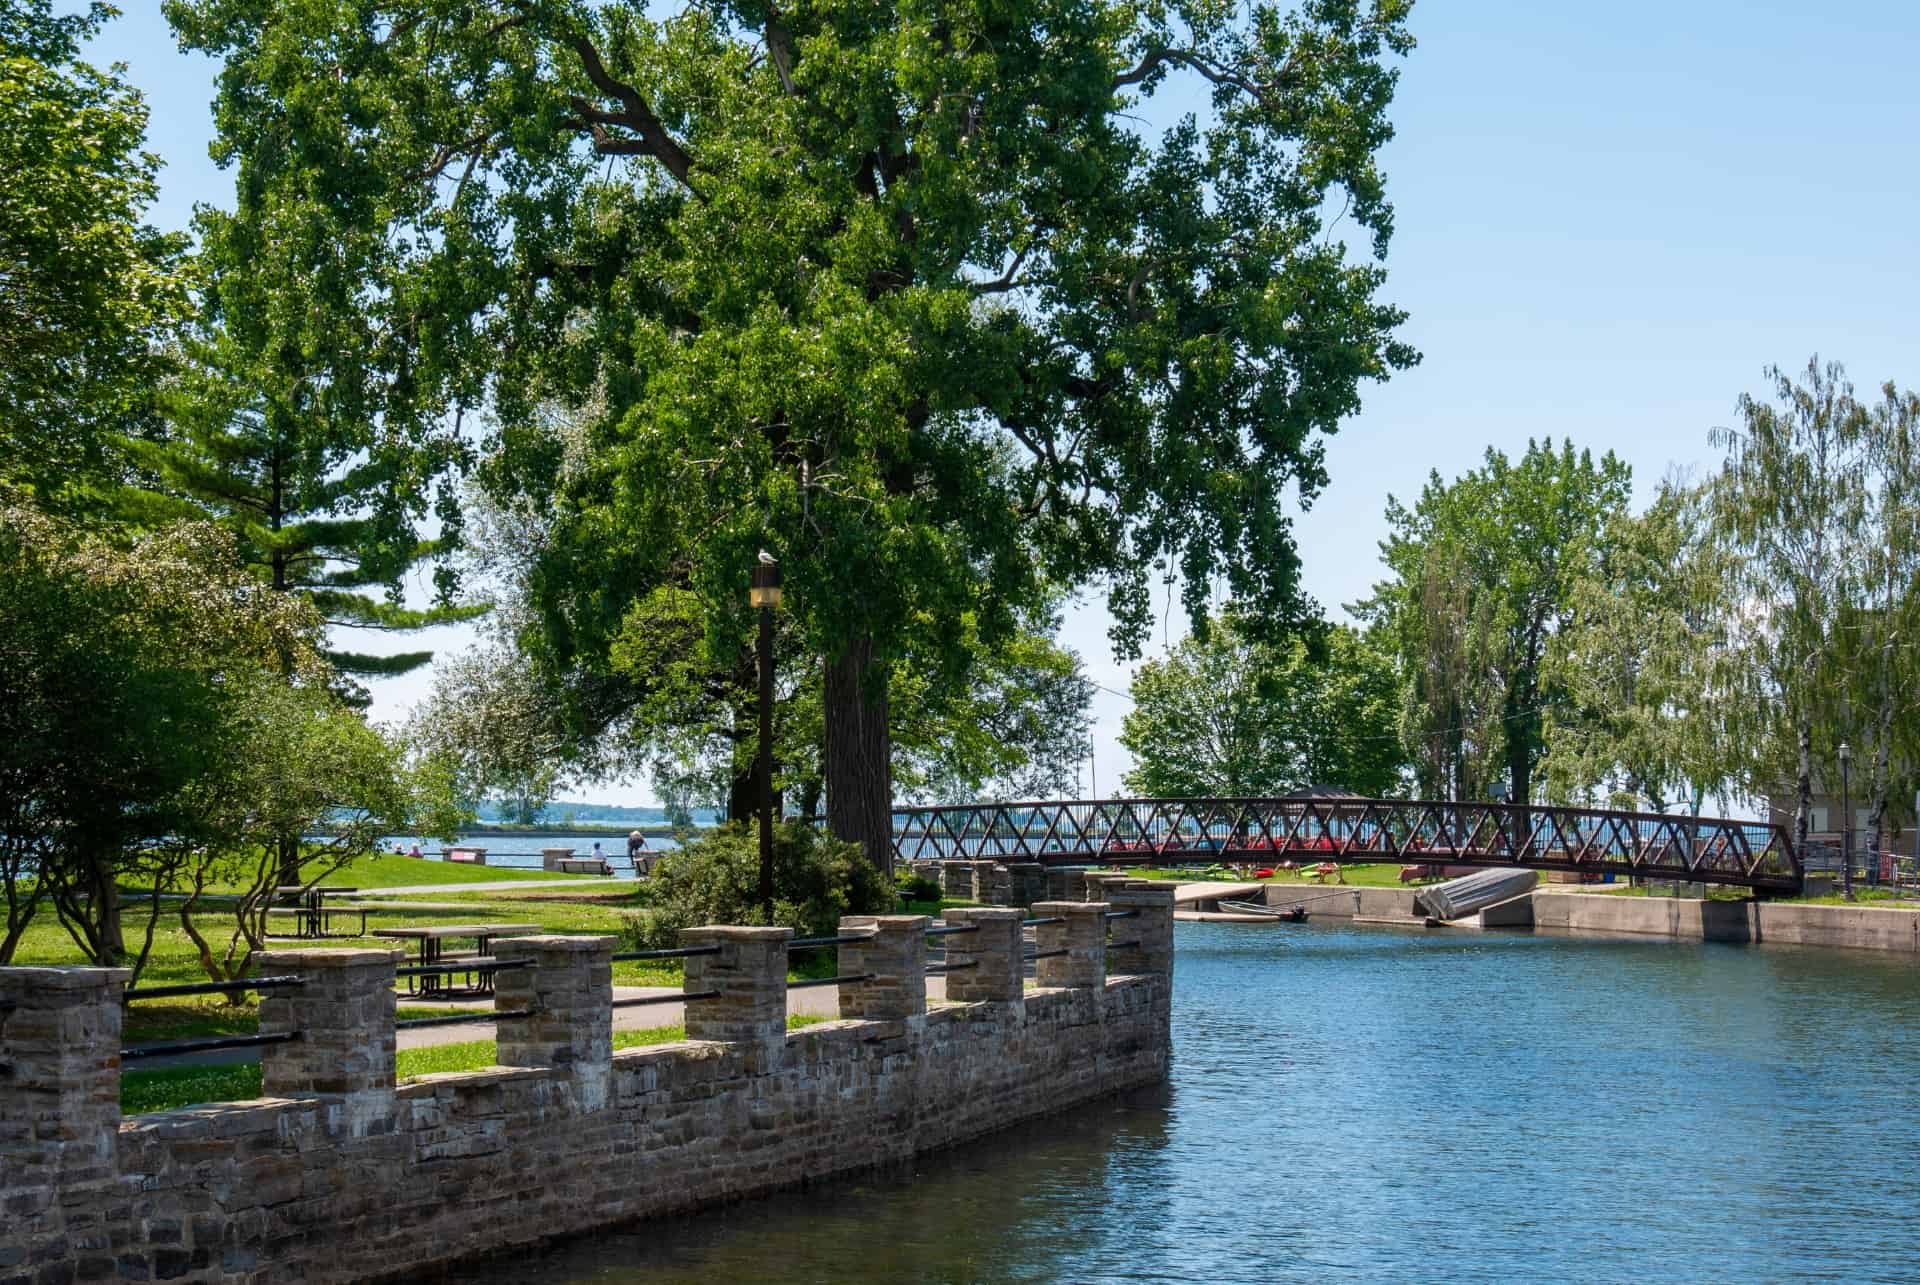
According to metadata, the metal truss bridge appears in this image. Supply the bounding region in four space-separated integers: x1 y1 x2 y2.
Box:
891 796 1803 894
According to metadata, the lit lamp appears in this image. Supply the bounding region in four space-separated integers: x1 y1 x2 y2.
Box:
751 552 782 918
1839 741 1853 901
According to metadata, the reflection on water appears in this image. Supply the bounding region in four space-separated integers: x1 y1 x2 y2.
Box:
447 921 1920 1283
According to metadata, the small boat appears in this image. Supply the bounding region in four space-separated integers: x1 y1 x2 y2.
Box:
1217 899 1308 922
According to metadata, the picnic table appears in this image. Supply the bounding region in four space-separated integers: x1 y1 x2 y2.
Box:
268 886 362 939
371 923 543 996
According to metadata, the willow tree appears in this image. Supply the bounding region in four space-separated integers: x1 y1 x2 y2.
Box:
170 0 1417 867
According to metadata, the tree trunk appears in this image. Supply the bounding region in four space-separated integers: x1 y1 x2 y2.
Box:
275 831 303 890
1508 735 1532 858
91 857 124 966
824 637 894 876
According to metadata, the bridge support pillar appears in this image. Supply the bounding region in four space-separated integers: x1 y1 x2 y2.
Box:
939 908 1026 1003
967 860 1003 905
837 915 928 1022
1031 902 1107 990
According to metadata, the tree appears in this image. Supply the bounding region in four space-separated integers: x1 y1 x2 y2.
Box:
169 0 1419 870
0 503 318 968
0 0 190 505
1840 379 1920 857
1120 614 1404 798
119 338 487 697
1541 482 1745 814
1708 358 1869 852
1354 438 1633 810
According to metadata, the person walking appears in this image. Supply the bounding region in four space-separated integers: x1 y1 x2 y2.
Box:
627 829 651 876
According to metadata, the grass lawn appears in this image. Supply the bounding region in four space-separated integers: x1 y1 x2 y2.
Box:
121 1015 829 1114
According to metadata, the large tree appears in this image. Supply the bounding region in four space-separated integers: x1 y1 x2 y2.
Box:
170 0 1417 868
1355 438 1633 811
1708 358 1869 852
0 0 189 506
1120 614 1403 798
1540 481 1745 815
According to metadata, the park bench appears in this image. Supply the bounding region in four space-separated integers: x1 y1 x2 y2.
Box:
555 857 612 875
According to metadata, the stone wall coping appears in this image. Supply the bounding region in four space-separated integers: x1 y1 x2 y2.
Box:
254 948 405 968
840 914 931 931
789 1019 885 1048
611 1040 728 1068
120 1099 308 1139
0 965 131 989
492 934 618 952
395 1066 553 1096
944 907 1025 922
679 925 795 941
1031 900 1110 916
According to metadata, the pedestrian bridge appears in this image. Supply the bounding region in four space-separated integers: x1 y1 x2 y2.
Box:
891 796 1802 894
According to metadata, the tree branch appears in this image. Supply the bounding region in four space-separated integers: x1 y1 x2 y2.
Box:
562 34 697 191
1112 47 1293 110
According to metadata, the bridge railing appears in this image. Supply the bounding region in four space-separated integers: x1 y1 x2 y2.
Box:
891 796 1802 892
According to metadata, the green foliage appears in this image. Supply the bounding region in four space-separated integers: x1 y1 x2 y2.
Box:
0 1 191 506
1541 483 1742 812
625 821 891 949
166 0 1418 862
894 866 942 905
1354 438 1633 805
1119 613 1404 798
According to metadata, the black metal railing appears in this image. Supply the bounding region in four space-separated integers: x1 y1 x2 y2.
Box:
395 1009 533 1030
787 933 875 950
123 975 306 1002
121 1031 301 1060
788 972 876 990
611 945 722 962
612 990 721 1008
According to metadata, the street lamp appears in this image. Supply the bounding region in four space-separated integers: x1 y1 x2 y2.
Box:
1839 741 1853 901
750 552 783 919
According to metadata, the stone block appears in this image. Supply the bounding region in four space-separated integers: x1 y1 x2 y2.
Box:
939 909 1025 1003
494 936 616 1112
254 949 400 1117
680 926 791 1050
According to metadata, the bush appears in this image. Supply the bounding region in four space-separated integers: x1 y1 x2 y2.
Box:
623 822 892 950
894 865 942 905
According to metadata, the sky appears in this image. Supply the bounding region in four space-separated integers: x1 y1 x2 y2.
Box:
87 1 1920 805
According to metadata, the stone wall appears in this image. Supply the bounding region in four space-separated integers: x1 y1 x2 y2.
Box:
1533 890 1920 951
0 896 1173 1285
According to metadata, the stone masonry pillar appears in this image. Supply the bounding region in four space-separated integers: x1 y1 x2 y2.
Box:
1006 863 1046 908
1030 901 1107 990
0 966 129 1210
1105 881 1176 979
681 925 791 1063
837 915 928 1021
1083 871 1130 902
256 948 399 1121
941 862 973 899
938 908 1025 1002
494 935 616 1111
967 860 1001 905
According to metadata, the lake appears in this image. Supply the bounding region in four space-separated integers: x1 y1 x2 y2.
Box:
440 919 1920 1282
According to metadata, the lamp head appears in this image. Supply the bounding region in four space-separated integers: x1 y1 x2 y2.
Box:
749 554 783 609
1840 741 1852 765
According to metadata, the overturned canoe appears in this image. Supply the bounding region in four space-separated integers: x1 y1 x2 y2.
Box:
1217 899 1309 922
1412 868 1537 922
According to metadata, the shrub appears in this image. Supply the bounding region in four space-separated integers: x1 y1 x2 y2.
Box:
894 865 942 905
623 822 891 950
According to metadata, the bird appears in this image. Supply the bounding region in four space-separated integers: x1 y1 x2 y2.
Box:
758 549 776 565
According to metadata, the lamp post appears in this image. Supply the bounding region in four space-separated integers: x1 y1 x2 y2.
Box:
749 553 783 919
1839 741 1853 901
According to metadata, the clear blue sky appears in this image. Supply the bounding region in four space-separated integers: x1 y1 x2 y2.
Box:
89 1 1920 803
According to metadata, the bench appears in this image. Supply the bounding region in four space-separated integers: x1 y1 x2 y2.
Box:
555 857 612 876
445 847 487 865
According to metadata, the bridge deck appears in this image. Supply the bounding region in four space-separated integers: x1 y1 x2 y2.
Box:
891 796 1802 893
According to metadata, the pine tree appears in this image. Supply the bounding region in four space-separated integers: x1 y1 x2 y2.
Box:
120 336 485 700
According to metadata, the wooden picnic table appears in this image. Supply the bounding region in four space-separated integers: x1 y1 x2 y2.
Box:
370 923 543 996
269 886 360 939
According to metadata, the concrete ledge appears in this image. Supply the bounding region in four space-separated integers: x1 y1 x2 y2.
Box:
1534 891 1920 952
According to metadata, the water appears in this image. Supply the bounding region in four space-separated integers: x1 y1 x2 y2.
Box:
444 921 1920 1282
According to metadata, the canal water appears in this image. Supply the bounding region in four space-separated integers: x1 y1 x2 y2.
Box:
446 920 1920 1283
